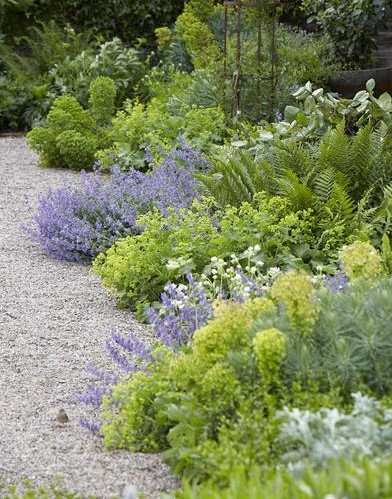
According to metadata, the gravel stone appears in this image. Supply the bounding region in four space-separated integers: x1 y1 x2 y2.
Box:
0 137 179 498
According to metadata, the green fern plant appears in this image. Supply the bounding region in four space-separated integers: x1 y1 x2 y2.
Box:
205 122 391 231
196 150 270 207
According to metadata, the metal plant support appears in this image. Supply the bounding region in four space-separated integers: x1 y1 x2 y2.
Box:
223 0 280 120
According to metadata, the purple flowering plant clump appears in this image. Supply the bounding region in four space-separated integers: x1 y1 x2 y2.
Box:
77 261 275 433
324 269 350 293
148 273 213 350
77 331 155 433
78 273 213 433
30 145 206 262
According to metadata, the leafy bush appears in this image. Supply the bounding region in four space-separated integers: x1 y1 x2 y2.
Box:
49 38 145 108
203 121 392 257
277 392 392 472
97 68 226 170
29 146 202 261
88 76 116 125
27 93 98 169
27 77 119 170
99 271 392 484
0 31 144 129
166 3 337 121
339 240 384 282
302 0 388 67
0 0 184 46
92 193 320 313
174 457 392 499
55 130 97 171
245 81 392 148
0 21 94 129
175 1 221 70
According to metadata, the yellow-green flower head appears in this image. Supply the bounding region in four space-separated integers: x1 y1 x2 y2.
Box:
339 241 383 281
253 328 287 376
270 269 318 334
200 362 240 407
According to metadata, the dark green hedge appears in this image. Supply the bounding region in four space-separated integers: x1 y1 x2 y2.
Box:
1 0 185 45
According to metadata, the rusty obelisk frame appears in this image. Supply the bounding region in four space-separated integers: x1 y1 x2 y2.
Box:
223 0 279 120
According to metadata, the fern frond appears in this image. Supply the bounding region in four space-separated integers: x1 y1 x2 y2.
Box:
277 170 317 211
318 121 351 176
373 183 392 235
348 124 374 200
313 167 336 203
278 141 317 183
326 183 356 221
196 150 273 207
367 124 392 199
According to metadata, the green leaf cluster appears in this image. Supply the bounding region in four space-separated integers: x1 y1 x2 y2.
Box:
202 121 392 260
302 0 388 67
100 273 392 485
97 68 227 170
251 82 391 145
174 457 392 499
92 194 320 313
0 20 94 129
27 77 116 170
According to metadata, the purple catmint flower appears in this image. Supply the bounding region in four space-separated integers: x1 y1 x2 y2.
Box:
77 331 153 433
275 110 283 122
85 365 118 386
29 145 206 261
148 273 213 350
79 418 102 434
324 270 350 293
76 385 110 408
109 332 153 365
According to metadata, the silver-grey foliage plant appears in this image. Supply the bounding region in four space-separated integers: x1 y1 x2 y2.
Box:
277 392 392 473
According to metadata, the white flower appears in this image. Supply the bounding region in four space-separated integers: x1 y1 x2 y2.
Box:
268 267 281 278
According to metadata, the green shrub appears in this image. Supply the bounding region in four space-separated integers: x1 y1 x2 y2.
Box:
88 76 116 125
0 21 94 129
0 0 184 46
49 37 144 108
92 194 320 314
27 77 115 169
276 392 392 472
100 273 392 485
246 81 392 147
339 240 384 282
167 4 337 121
302 0 388 67
270 269 318 335
92 200 221 312
27 93 96 168
175 2 222 70
203 121 392 258
55 130 97 170
174 457 392 499
101 348 175 452
97 69 227 170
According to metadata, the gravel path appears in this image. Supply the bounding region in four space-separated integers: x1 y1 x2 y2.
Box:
0 137 178 498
